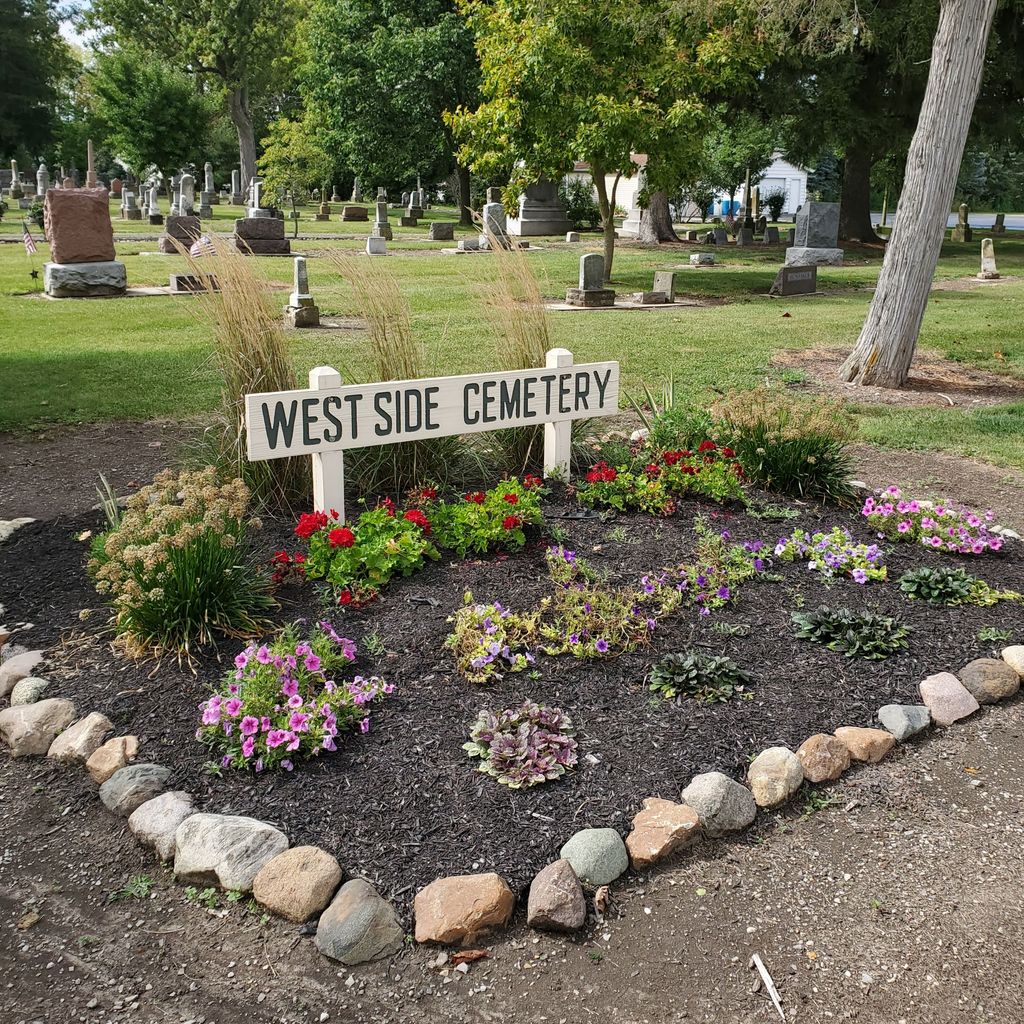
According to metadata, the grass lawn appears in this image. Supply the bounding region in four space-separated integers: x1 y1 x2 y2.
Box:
2 201 1023 470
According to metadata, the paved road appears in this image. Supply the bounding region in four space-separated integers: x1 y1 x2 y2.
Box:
874 211 1024 230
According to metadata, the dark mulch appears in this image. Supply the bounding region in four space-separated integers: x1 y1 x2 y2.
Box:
2 492 1023 915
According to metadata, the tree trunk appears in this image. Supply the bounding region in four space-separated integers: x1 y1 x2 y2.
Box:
839 0 997 388
228 85 257 192
839 141 880 242
592 164 616 281
637 190 681 243
457 162 472 225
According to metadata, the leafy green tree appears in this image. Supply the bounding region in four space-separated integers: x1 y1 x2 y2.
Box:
304 0 480 223
702 112 777 212
257 115 333 201
90 47 214 188
449 0 768 279
0 0 76 157
85 0 304 189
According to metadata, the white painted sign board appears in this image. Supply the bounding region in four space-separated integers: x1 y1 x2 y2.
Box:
244 349 619 519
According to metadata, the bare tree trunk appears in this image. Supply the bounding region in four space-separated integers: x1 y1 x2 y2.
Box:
839 0 997 388
637 190 681 243
839 140 880 243
228 86 257 191
592 164 616 282
456 163 472 225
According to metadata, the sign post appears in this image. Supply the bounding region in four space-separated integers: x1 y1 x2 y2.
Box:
245 349 619 517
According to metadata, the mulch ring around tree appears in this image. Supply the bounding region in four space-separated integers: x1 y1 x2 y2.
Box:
2 490 1022 916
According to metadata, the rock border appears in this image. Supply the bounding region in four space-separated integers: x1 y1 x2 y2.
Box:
2 610 1022 966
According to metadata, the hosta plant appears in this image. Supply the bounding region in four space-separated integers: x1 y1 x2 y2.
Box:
649 652 753 703
445 597 540 683
774 527 886 583
862 486 1005 555
898 566 1021 607
464 701 578 789
429 476 544 558
196 622 392 771
791 606 910 660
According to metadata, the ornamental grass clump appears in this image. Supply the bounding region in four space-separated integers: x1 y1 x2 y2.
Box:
464 701 578 789
445 598 540 683
88 467 274 658
712 387 856 502
430 476 545 557
774 526 886 583
791 606 910 660
898 566 1021 606
197 622 392 772
862 486 1005 555
648 652 753 703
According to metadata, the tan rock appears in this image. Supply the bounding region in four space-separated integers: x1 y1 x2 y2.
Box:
919 672 979 726
48 712 112 763
86 735 139 784
625 797 701 869
44 188 116 263
413 872 514 945
796 733 851 783
959 658 1020 704
834 726 895 764
747 747 804 807
0 698 77 756
0 650 45 698
1002 646 1024 678
252 846 343 922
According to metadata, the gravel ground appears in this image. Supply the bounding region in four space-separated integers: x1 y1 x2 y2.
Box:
3 698 1023 1024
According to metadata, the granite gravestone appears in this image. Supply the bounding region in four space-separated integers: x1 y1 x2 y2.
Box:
372 200 392 240
566 253 615 307
284 256 319 326
951 203 972 243
43 187 127 297
784 201 843 267
769 264 817 296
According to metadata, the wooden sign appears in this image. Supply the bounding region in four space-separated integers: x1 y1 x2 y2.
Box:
245 349 619 518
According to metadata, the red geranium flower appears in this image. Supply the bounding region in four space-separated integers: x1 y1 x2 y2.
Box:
465 491 486 504
503 493 519 505
328 527 356 549
697 440 717 453
338 590 353 606
503 515 521 530
377 497 396 517
294 510 329 539
681 465 697 476
586 461 618 483
644 463 661 476
293 552 305 564
523 474 543 489
271 550 291 565
329 509 340 520
720 446 735 458
404 508 431 533
663 450 683 466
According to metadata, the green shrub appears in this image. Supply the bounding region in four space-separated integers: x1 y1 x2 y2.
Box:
430 477 544 557
791 605 909 659
89 468 275 658
898 566 1021 606
763 188 786 222
713 388 856 501
649 652 753 702
559 177 600 229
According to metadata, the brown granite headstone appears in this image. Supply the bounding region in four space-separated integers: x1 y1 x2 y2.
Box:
44 188 115 264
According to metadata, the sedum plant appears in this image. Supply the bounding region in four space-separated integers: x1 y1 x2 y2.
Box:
464 701 578 789
898 566 1021 606
791 605 910 660
649 652 753 703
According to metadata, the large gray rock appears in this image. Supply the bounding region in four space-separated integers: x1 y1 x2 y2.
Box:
958 658 1020 704
9 676 50 706
47 711 112 763
919 672 979 726
527 859 586 932
0 650 45 698
783 246 844 267
174 813 289 892
315 879 405 965
878 704 931 741
99 763 171 815
558 828 629 887
43 260 127 297
681 771 757 837
746 747 804 808
0 697 77 756
128 791 195 860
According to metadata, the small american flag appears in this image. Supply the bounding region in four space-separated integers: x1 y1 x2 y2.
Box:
189 234 215 257
23 223 37 255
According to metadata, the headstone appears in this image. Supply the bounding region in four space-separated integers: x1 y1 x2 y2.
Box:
371 200 392 239
480 201 508 248
147 187 163 225
9 160 23 199
785 201 843 266
507 179 572 236
735 227 754 246
169 273 219 294
763 226 780 245
204 162 218 200
769 264 817 296
486 186 502 204
331 184 342 202
340 205 368 222
121 190 142 220
36 163 49 196
284 255 319 326
230 169 243 205
620 167 645 238
42 187 127 298
85 139 97 188
566 231 580 242
158 214 202 253
787 227 796 245
406 191 423 220
977 238 1000 280
457 238 481 252
751 186 760 221
234 214 290 255
713 227 728 245
566 253 615 307
248 179 273 218
784 246 843 267
685 229 699 241
399 215 418 227
110 175 123 197
366 235 387 255
653 271 675 301
690 252 715 267
992 213 1005 235
951 202 972 243
755 215 767 236
401 191 410 208
427 221 453 241
179 173 195 216
723 213 736 237
351 178 363 203
377 186 387 199
61 176 73 190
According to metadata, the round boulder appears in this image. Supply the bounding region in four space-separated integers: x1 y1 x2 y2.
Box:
0 697 77 757
315 879 405 965
559 828 629 887
527 859 586 932
99 763 171 816
958 658 1020 704
747 747 803 808
919 672 980 726
413 872 514 945
9 676 50 706
834 726 895 764
48 711 112 763
681 771 757 837
796 734 851 783
1002 646 1024 678
253 845 343 922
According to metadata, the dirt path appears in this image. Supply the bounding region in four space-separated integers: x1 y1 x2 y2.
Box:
3 698 1023 1024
